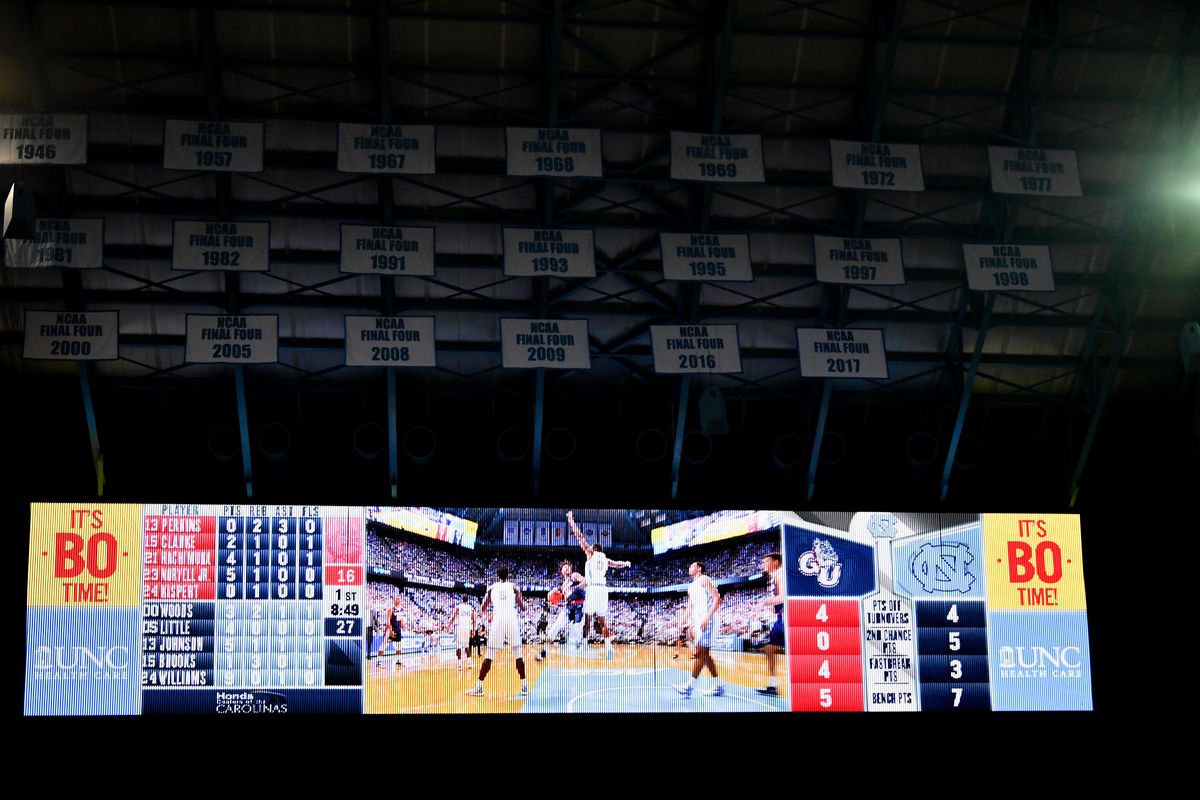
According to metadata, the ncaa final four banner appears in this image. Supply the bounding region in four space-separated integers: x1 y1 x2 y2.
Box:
0 114 88 164
659 232 754 282
812 235 905 286
670 131 765 183
829 140 925 192
962 243 1055 292
23 309 119 361
24 505 1093 715
987 146 1082 197
337 123 436 174
162 120 264 173
504 127 603 177
3 218 104 269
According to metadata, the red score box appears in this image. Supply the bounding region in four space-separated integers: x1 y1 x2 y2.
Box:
788 598 860 627
788 625 863 656
789 654 863 684
791 682 864 712
325 565 362 586
144 516 217 535
145 533 216 551
143 581 215 601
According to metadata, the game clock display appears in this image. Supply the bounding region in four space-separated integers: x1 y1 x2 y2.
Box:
24 505 1092 715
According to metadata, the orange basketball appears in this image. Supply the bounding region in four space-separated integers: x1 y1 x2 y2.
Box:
548 588 564 605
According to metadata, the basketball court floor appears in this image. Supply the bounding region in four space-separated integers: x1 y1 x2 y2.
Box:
365 644 788 714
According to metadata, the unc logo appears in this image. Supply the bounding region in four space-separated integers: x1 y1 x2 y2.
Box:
798 538 842 588
910 542 975 594
34 646 53 670
866 513 898 539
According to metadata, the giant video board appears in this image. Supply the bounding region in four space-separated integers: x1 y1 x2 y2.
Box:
24 505 1091 715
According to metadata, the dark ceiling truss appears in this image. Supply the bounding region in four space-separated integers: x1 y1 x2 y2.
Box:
2 0 1195 505
1064 3 1196 506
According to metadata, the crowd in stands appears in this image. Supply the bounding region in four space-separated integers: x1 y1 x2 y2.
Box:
367 580 777 647
365 529 781 650
367 530 778 588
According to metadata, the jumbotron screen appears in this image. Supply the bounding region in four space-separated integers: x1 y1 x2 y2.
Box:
24 504 1092 715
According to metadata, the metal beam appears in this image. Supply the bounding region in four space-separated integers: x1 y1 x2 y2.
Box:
805 381 832 501
937 0 1069 503
808 0 904 501
670 375 692 499
532 368 546 495
530 0 564 497
940 294 995 501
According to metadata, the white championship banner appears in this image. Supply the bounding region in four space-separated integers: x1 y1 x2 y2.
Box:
337 123 436 174
962 243 1055 292
502 228 595 277
830 140 925 192
163 120 264 172
339 224 435 275
0 114 87 164
500 318 591 370
23 310 118 361
172 220 270 271
185 315 278 364
505 127 603 177
659 232 753 281
670 131 765 183
650 324 742 374
813 235 905 285
987 146 1082 197
3 218 104 269
796 328 888 379
344 316 436 367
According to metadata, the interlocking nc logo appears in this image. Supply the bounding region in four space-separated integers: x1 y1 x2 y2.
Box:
798 538 842 588
910 542 975 593
866 513 898 539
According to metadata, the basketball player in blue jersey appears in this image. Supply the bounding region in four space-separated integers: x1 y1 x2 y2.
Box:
756 552 786 696
567 510 631 659
465 566 530 700
674 561 724 698
538 559 587 661
380 595 411 666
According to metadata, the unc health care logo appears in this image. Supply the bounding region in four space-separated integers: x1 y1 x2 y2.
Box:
216 691 289 714
798 538 842 588
998 645 1084 679
33 645 130 680
910 542 975 593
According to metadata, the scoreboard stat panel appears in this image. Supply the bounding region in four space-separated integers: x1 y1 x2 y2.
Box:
25 504 366 715
784 513 1092 712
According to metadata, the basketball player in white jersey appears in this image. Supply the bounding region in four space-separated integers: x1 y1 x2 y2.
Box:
567 510 631 659
448 596 476 671
465 566 530 700
757 552 786 696
674 561 724 698
538 559 587 660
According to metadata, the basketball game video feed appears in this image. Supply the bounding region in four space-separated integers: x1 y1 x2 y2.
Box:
24 504 1093 715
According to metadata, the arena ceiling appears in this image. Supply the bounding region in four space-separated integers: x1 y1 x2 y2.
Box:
1 0 1196 507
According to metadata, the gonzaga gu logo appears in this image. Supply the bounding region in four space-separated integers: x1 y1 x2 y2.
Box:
798 538 842 588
